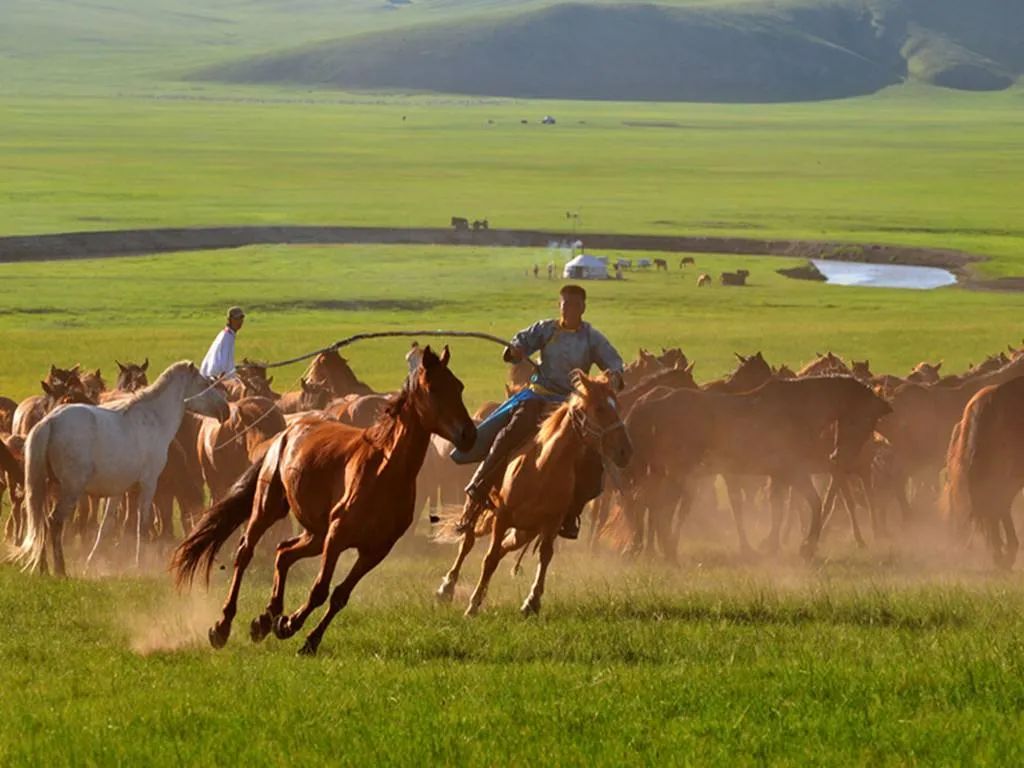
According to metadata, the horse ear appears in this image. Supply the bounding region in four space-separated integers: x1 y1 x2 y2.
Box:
420 346 439 369
94 368 102 378
142 358 149 372
734 353 745 363
935 361 943 371
686 361 696 374
50 365 59 376
41 381 54 396
70 364 81 375
439 345 451 367
116 360 126 372
266 376 274 387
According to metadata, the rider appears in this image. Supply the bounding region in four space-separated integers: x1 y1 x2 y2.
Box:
451 284 624 539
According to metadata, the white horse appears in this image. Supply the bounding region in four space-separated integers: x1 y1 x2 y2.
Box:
11 361 228 575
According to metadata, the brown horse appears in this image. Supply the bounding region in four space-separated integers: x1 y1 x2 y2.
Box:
172 346 475 654
879 356 1024 509
277 378 332 414
796 352 851 378
303 349 374 398
0 396 16 433
0 436 24 542
945 376 1024 569
438 371 631 616
197 396 287 502
906 360 942 384
623 376 891 560
114 359 149 392
702 352 772 393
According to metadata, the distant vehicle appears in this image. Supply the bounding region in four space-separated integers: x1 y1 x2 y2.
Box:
451 216 469 231
541 115 556 125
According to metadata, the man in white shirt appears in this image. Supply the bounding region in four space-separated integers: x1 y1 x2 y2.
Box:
199 306 245 379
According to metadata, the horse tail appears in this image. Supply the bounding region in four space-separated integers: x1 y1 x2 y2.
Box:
944 386 994 531
10 419 52 572
170 460 261 588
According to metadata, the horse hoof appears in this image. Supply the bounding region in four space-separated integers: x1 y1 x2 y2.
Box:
435 584 454 604
272 615 292 640
250 614 272 643
520 600 540 617
297 640 318 657
464 605 479 618
208 625 228 649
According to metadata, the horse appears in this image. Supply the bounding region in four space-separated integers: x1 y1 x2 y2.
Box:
437 371 631 616
303 350 374 399
906 360 942 385
197 396 286 502
171 346 475 655
945 376 1024 569
0 396 16 433
679 257 696 268
654 259 668 271
702 352 772 393
697 273 711 287
622 376 891 561
850 360 873 383
277 378 331 414
720 270 749 286
80 369 106 401
797 352 851 378
115 359 149 391
10 362 229 575
12 378 92 436
0 436 24 542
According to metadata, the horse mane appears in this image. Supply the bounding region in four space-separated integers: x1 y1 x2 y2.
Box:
104 361 194 411
362 387 410 449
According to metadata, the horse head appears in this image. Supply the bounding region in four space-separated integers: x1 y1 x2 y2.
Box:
411 346 475 452
183 364 230 422
568 370 632 468
298 377 331 411
115 359 150 392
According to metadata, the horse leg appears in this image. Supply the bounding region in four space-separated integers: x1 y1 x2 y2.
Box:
437 529 477 603
251 531 324 643
840 479 867 549
85 497 119 573
1001 509 1019 570
521 535 556 616
724 476 753 556
209 506 286 649
466 521 511 617
274 518 349 640
760 477 786 554
297 547 389 656
133 480 157 569
49 493 81 578
589 494 608 552
797 475 825 559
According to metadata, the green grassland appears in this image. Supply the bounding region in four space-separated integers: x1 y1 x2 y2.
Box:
1 245 1023 403
3 1 1024 764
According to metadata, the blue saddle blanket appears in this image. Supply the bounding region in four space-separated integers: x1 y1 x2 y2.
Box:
449 388 564 464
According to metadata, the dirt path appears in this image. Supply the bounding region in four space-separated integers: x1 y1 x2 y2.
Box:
0 224 1007 288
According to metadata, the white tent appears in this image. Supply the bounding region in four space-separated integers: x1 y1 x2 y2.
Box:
563 253 609 280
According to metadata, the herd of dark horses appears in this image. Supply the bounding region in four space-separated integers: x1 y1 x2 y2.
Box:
2 339 1024 651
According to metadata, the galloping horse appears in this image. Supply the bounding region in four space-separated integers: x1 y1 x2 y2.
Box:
437 371 632 616
10 362 228 575
945 376 1024 569
172 346 475 654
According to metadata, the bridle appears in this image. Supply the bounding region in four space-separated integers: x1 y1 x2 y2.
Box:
569 401 626 446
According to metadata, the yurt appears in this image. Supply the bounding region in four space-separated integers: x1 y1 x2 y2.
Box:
563 253 609 280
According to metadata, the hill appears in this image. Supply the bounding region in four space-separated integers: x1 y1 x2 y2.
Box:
194 0 1024 102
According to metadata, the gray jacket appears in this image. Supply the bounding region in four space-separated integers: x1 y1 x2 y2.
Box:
511 320 624 395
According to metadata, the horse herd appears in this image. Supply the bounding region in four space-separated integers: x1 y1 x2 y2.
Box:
1 339 1023 654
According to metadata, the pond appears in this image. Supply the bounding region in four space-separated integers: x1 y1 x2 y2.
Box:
811 259 957 290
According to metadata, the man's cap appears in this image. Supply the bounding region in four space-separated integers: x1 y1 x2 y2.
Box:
227 306 246 319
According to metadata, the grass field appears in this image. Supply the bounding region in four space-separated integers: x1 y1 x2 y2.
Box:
4 2 1024 764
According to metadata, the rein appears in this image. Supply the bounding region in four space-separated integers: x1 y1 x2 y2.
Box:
569 403 626 443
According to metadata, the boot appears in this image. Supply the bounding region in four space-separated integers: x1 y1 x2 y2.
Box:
558 511 581 540
453 490 488 535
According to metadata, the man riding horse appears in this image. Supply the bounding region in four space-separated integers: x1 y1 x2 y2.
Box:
451 284 624 539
